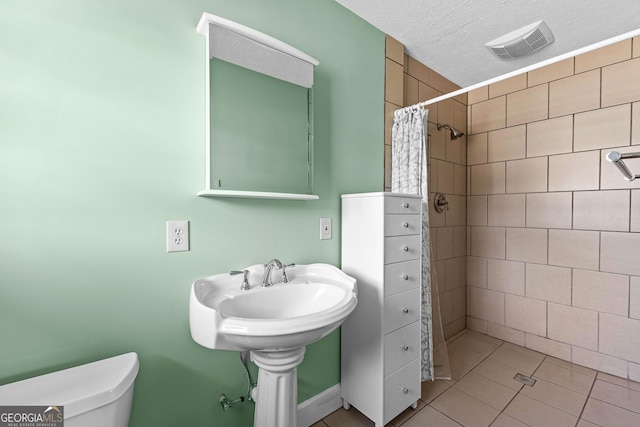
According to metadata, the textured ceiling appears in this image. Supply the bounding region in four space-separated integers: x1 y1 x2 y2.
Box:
335 0 640 89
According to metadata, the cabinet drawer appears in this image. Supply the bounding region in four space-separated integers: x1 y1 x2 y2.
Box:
384 288 420 334
384 235 420 264
384 321 420 375
383 359 420 424
384 214 421 237
384 196 421 214
384 259 420 297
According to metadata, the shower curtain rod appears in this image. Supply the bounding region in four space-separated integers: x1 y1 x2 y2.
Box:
396 100 430 112
398 28 640 111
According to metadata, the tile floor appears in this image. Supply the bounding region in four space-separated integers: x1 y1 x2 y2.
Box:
315 329 640 427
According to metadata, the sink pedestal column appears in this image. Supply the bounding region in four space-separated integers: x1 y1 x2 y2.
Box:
251 347 306 427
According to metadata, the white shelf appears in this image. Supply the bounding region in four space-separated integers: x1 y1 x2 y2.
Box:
197 189 319 200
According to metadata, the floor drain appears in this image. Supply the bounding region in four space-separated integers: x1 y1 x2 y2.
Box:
513 373 536 387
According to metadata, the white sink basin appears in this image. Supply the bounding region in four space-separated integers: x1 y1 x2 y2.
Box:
189 263 357 351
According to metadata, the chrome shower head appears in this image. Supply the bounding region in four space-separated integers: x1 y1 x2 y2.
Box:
436 123 464 140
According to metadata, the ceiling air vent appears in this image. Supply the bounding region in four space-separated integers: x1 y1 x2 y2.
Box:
486 20 554 60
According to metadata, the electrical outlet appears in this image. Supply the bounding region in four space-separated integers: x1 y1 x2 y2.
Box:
320 217 332 240
166 220 189 252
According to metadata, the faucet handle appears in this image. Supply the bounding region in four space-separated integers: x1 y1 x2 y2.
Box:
281 264 295 283
230 270 251 290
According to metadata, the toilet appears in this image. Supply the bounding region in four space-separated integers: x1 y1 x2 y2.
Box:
0 352 139 427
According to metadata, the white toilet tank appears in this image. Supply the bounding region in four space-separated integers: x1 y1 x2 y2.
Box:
0 352 139 427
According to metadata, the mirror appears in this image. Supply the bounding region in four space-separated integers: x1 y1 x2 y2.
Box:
209 59 311 194
196 13 319 200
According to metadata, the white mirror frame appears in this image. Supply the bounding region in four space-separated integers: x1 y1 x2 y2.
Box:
196 13 320 200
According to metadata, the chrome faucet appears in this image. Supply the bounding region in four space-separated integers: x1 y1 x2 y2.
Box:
230 269 251 290
260 259 283 287
281 263 295 284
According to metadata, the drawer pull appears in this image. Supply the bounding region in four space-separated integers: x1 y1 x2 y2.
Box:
401 387 409 394
402 246 409 252
402 222 409 228
402 202 409 208
401 307 409 314
402 274 409 280
401 345 409 351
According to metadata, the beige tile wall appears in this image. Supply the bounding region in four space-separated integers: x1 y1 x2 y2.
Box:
384 35 467 339
466 37 640 381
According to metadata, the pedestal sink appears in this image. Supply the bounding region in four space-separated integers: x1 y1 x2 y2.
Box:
189 263 357 427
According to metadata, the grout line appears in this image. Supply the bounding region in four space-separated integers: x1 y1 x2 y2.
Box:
513 385 583 420
599 66 602 109
587 393 640 417
577 374 599 422
545 228 550 266
545 155 549 193
597 312 601 355
428 405 467 427
570 344 574 376
570 266 574 308
596 371 640 389
570 190 574 230
488 345 531 426
629 188 633 233
545 300 549 338
512 359 587 421
571 114 576 154
598 230 602 272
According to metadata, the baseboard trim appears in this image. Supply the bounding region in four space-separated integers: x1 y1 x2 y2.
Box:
297 383 342 427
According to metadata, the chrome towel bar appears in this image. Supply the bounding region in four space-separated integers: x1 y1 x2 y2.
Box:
606 151 640 181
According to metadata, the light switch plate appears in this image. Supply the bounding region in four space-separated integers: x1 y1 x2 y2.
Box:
320 217 332 240
167 220 189 252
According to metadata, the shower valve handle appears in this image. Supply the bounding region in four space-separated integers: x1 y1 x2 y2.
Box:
434 193 449 213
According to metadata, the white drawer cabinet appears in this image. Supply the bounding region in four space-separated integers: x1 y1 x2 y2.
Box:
383 359 421 420
384 322 420 374
340 192 422 426
384 235 421 264
383 289 420 334
384 214 421 236
384 260 420 297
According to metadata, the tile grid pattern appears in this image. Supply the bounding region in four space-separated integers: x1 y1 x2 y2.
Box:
384 34 640 385
465 37 640 381
317 330 640 427
384 35 468 339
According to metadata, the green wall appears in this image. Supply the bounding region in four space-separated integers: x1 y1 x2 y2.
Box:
0 0 384 425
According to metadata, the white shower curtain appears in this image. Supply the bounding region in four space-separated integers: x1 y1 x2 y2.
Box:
391 105 450 381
